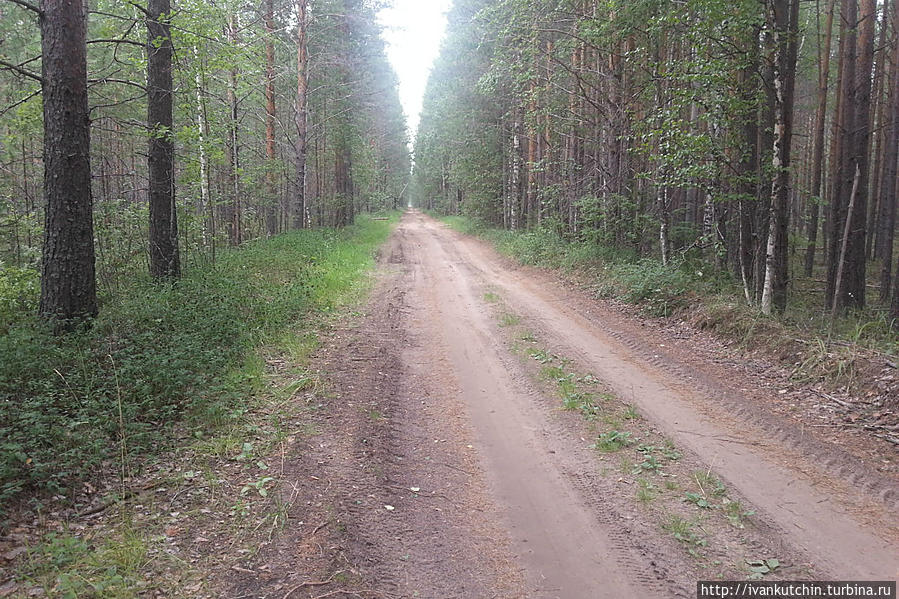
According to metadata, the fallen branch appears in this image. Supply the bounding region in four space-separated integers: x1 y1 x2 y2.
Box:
812 390 852 409
76 489 137 518
311 520 330 536
872 433 899 446
75 480 165 518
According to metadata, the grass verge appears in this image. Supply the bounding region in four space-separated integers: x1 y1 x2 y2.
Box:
1 213 397 596
442 215 898 396
0 214 397 519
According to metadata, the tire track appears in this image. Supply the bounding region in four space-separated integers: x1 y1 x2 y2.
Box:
419 214 898 581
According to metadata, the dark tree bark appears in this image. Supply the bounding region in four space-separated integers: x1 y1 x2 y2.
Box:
892 251 899 319
334 138 353 227
38 0 99 322
147 0 180 279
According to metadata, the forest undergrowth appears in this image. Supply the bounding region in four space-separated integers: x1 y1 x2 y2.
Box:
0 214 397 520
441 214 899 397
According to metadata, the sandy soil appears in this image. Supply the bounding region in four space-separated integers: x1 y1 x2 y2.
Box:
226 210 898 599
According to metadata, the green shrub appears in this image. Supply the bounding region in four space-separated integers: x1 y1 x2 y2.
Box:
0 264 39 331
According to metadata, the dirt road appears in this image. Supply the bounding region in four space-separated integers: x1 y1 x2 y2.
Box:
230 211 898 598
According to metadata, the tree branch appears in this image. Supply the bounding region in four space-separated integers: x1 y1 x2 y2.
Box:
0 58 43 83
127 0 150 17
6 0 42 15
88 77 147 92
0 89 41 118
87 38 145 48
88 9 135 20
89 91 147 114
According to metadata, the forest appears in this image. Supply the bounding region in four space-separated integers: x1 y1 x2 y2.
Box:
413 0 899 322
0 0 407 511
1 0 409 301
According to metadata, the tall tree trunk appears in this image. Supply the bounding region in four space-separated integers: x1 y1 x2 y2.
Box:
879 0 899 302
826 0 859 310
147 0 180 279
755 28 777 304
226 15 242 245
845 0 877 308
38 0 99 322
867 0 891 260
805 0 837 276
833 164 861 317
527 82 538 228
193 46 213 260
738 51 761 304
335 142 350 227
264 0 279 235
294 0 308 229
511 109 521 231
762 0 800 315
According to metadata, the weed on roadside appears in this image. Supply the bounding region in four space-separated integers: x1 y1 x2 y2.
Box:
694 470 727 497
723 498 755 528
636 478 657 503
595 430 635 452
662 513 708 553
499 312 521 327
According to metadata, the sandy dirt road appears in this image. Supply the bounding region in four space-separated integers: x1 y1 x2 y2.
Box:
230 210 898 599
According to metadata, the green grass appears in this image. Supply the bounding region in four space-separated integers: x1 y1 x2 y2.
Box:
439 214 898 380
498 312 521 327
594 430 634 452
458 220 727 318
16 527 149 597
662 514 707 550
693 470 727 498
0 214 396 516
636 478 657 503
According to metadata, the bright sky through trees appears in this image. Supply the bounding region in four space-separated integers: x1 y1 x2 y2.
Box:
378 0 452 136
